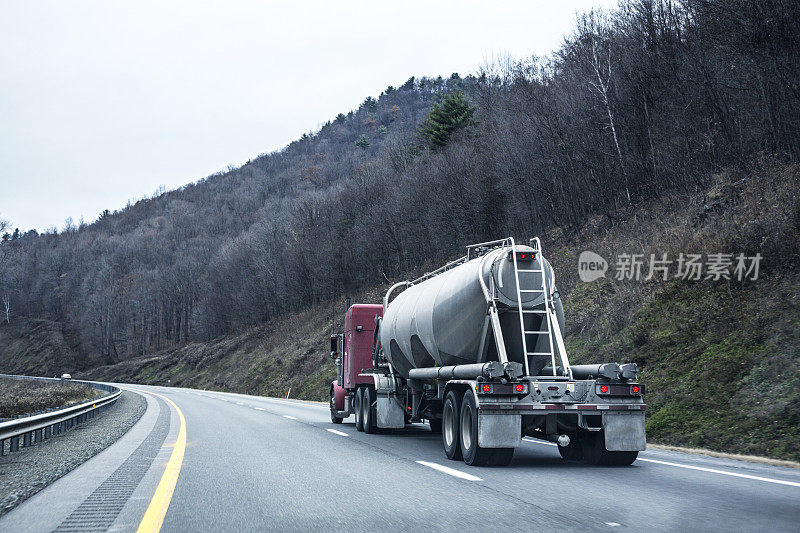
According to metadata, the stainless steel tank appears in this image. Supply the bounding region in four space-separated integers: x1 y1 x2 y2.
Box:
381 245 565 378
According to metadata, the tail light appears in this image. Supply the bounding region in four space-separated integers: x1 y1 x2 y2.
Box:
596 383 645 395
475 383 529 395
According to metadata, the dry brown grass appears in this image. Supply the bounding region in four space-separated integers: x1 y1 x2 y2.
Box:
0 377 101 419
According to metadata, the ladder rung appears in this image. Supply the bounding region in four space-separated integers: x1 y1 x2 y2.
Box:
527 352 554 356
519 289 544 293
519 309 547 314
524 331 550 334
516 269 543 273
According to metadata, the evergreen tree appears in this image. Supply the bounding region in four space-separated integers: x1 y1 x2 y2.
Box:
419 90 476 150
355 134 370 148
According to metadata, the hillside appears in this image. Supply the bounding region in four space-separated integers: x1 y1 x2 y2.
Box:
3 0 797 366
79 158 800 461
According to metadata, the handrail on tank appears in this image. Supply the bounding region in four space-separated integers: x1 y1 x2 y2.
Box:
383 281 411 313
466 237 513 260
410 255 468 286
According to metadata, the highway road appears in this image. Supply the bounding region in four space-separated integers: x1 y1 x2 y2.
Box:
2 384 799 532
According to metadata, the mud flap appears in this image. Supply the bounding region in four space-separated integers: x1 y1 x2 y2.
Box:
478 413 521 448
376 394 405 429
603 412 646 451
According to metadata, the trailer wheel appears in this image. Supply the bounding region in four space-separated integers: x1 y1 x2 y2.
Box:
490 447 515 467
459 391 496 466
354 388 364 432
363 387 377 434
581 430 638 466
442 390 462 460
558 434 583 461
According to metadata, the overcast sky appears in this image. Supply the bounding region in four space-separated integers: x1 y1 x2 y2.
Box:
0 0 616 232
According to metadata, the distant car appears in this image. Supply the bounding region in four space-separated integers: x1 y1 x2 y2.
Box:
61 373 72 380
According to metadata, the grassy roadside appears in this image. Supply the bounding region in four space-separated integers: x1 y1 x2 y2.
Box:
0 377 102 419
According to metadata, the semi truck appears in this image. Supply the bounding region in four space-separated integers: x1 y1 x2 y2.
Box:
329 237 646 466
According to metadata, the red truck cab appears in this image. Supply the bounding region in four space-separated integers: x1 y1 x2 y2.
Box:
330 304 382 422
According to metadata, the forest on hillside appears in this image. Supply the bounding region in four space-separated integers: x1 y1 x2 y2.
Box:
1 0 798 366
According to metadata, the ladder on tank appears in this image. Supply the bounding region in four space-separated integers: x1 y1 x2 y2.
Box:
509 238 573 379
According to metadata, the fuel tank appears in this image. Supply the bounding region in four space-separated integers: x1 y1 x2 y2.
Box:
381 245 565 378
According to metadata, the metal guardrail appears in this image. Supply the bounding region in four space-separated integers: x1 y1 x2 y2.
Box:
0 374 121 456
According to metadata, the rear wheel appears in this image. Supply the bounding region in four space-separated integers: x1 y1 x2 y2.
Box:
354 388 364 432
581 431 638 466
330 387 343 424
459 391 499 466
442 390 462 460
363 387 377 434
558 434 583 461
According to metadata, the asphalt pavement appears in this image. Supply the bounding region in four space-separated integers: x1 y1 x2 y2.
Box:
2 384 798 532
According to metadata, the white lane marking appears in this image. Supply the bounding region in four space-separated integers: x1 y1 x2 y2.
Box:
254 407 267 411
210 396 217 399
637 458 800 488
283 415 297 420
219 398 228 402
415 461 483 481
523 437 557 447
326 429 349 437
605 523 622 527
235 402 244 405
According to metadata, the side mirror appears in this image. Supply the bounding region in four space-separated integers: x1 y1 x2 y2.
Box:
330 334 339 359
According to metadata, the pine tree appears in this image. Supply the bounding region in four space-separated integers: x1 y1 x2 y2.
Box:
355 134 370 148
419 90 476 150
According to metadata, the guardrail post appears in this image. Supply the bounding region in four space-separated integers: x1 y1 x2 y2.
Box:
23 432 31 447
10 436 19 452
44 426 51 439
1 438 6 456
35 429 42 443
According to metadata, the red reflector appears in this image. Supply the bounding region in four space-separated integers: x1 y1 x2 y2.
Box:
515 384 524 393
599 385 609 394
631 385 640 394
481 384 491 393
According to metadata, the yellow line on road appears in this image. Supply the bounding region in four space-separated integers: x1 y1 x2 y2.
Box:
129 389 187 533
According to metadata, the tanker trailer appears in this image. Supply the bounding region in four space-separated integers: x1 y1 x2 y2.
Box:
328 237 646 467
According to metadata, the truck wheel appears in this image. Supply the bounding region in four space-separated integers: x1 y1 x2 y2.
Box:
330 388 343 424
581 431 638 466
558 434 583 461
442 390 462 460
429 418 442 434
363 387 377 434
490 447 515 467
354 388 364 432
459 391 495 466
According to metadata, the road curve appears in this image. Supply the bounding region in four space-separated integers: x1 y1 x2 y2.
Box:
2 384 798 532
